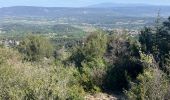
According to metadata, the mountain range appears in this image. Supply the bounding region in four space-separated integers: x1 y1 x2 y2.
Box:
0 3 170 18
87 3 153 8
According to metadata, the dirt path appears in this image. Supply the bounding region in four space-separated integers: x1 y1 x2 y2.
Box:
85 93 119 100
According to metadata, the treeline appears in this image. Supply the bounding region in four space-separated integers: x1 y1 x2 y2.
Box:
0 17 170 100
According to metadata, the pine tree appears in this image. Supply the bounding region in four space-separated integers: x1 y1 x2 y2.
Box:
139 27 153 54
153 10 162 62
158 17 170 73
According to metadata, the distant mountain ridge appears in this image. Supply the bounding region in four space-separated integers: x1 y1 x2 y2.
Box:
0 6 170 18
87 3 153 8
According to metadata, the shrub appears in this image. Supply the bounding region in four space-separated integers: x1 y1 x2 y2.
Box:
106 58 143 91
0 47 85 100
125 68 168 100
80 58 107 93
69 30 107 67
18 35 54 61
69 31 108 93
105 34 143 91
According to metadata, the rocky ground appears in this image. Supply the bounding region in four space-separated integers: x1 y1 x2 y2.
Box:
85 93 125 100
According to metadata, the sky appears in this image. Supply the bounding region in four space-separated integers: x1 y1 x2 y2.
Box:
0 0 170 7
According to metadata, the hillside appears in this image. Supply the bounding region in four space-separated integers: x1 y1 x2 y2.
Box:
0 1 170 99
0 17 170 99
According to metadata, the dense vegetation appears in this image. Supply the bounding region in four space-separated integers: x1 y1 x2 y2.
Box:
0 17 170 100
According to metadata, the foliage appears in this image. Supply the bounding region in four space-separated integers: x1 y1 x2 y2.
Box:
139 17 170 75
139 27 154 54
1 16 170 99
0 47 85 100
18 35 54 61
69 31 108 93
125 68 168 100
127 16 170 99
105 34 143 91
70 31 107 67
80 57 107 93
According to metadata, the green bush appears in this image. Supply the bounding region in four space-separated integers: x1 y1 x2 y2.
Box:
105 34 143 91
0 47 85 100
125 68 168 100
80 58 106 93
69 30 107 67
69 31 108 93
18 35 54 61
106 58 143 91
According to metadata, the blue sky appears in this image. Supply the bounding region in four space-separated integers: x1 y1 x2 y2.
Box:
0 0 170 7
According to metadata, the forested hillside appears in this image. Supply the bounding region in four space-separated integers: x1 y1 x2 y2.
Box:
0 16 170 99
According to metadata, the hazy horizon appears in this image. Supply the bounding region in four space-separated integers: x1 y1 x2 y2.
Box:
1 0 170 8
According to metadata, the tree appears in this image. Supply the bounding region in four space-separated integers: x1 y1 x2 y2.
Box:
157 17 170 73
139 17 170 75
125 68 168 100
139 27 154 54
105 34 143 91
18 35 54 61
69 30 107 68
69 30 108 93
